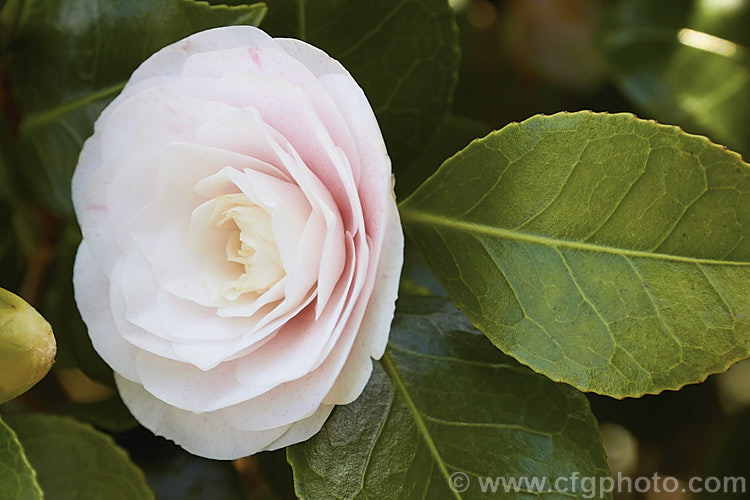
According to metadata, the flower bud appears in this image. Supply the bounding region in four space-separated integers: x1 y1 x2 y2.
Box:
0 288 56 403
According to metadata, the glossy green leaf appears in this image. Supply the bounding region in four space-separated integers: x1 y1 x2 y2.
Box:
0 415 42 500
401 111 750 398
288 297 610 499
6 0 267 216
598 0 750 156
4 413 153 500
261 0 460 170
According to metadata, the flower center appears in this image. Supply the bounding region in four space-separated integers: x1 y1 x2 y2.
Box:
212 194 284 299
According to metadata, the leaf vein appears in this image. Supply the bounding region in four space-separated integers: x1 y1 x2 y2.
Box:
400 209 750 267
381 352 462 500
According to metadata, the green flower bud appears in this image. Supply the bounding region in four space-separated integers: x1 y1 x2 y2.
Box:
0 288 56 404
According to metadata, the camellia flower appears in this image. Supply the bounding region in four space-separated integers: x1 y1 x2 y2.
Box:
71 26 403 459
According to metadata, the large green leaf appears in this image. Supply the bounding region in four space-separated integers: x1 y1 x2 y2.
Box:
288 297 610 499
6 0 267 216
260 0 460 171
598 0 750 156
4 413 153 500
400 111 750 398
0 415 42 500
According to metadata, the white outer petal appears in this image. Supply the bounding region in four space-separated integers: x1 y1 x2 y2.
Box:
275 38 348 78
264 404 334 451
116 374 288 460
128 26 281 86
73 243 140 382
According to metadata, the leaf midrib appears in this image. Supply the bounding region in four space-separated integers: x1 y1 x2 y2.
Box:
296 0 306 39
380 352 461 500
19 82 126 134
400 209 750 267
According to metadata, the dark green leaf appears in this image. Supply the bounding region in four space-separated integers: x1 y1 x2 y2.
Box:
0 117 26 291
288 297 610 499
0 414 42 500
0 115 15 203
397 114 491 199
6 0 267 216
0 0 20 51
401 111 750 398
4 413 153 499
53 396 138 434
143 454 244 500
0 201 24 291
598 0 750 156
261 0 460 171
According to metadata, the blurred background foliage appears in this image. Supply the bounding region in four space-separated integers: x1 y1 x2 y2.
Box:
2 0 750 498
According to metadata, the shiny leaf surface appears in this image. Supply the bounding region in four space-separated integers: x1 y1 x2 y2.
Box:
401 111 750 398
288 297 610 499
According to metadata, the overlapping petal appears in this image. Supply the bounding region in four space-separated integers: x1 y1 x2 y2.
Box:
72 26 403 459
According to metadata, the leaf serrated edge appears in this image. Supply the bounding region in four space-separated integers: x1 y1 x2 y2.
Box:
400 110 749 213
400 110 750 400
